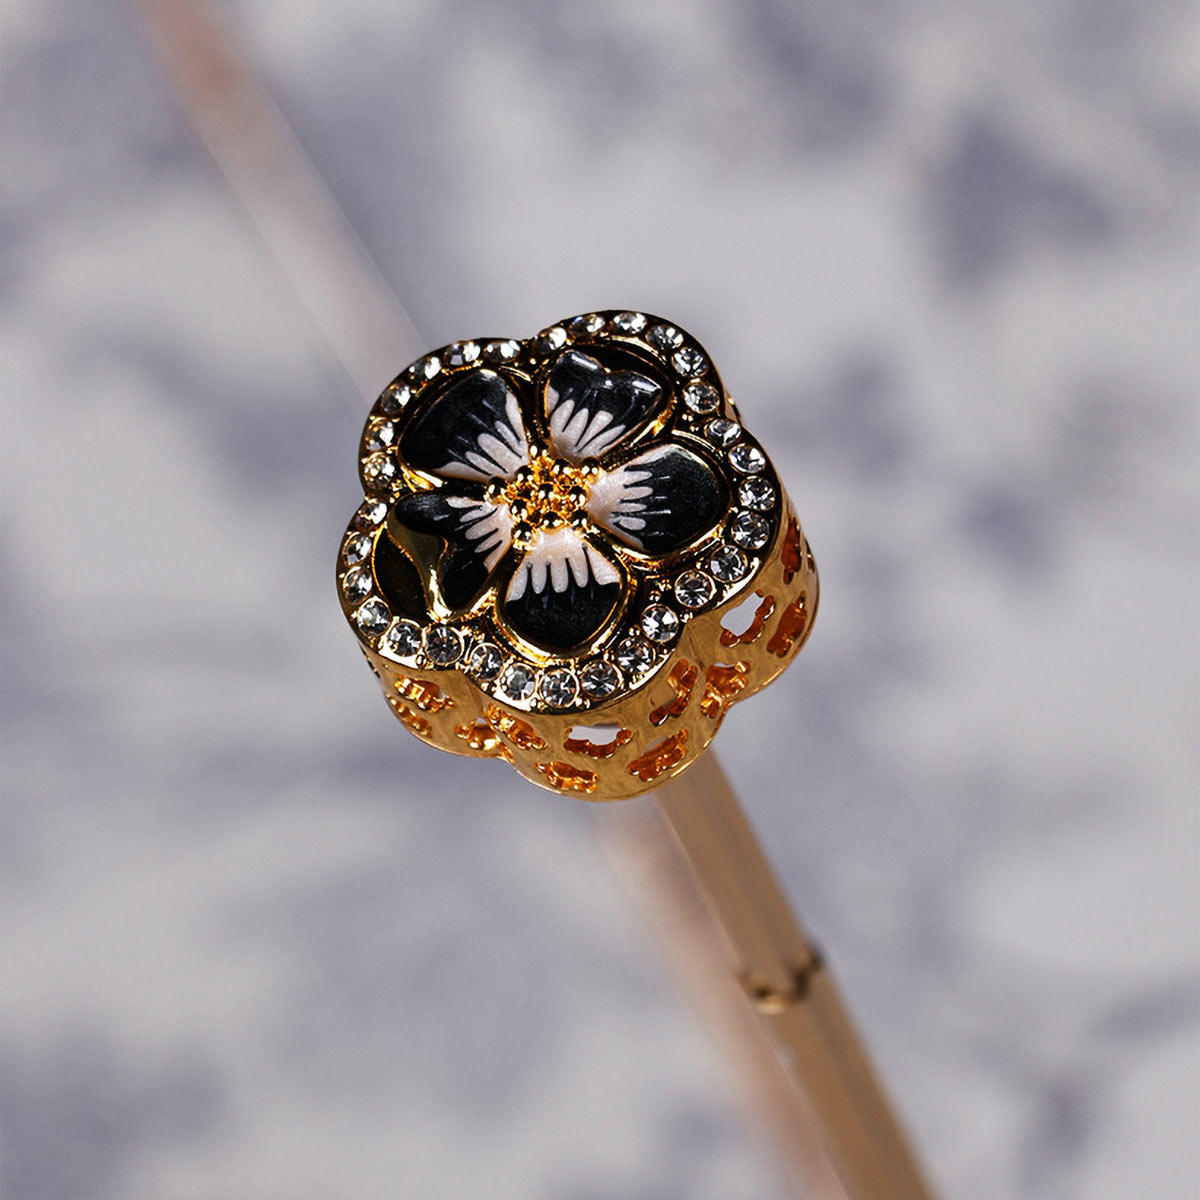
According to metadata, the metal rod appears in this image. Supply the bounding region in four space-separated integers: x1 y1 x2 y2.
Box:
656 754 935 1200
598 796 848 1199
132 5 936 1194
131 0 422 396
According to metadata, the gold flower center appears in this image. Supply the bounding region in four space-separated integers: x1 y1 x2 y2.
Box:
486 448 600 550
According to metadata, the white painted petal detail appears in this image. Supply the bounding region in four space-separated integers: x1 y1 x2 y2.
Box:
548 396 623 460
542 349 664 462
402 370 531 482
586 442 724 554
444 496 513 572
585 446 676 551
438 412 530 481
505 526 620 603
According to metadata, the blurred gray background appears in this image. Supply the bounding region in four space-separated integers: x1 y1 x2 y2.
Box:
2 1 1197 1198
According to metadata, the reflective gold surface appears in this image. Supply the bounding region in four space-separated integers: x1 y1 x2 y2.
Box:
356 500 817 800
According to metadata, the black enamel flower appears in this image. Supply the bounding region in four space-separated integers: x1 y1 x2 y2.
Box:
385 346 725 652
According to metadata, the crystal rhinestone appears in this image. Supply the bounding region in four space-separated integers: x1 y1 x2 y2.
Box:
640 604 680 643
729 443 766 474
355 499 388 527
674 570 715 609
343 533 373 565
342 567 373 601
384 619 422 658
570 313 605 336
580 660 621 700
684 382 719 414
364 454 398 489
407 355 441 381
379 384 411 414
444 341 480 366
612 311 647 335
615 636 655 675
539 666 579 708
499 662 537 701
467 641 504 680
738 476 776 511
672 346 707 376
355 599 390 635
709 545 749 583
648 324 684 351
425 625 463 667
485 339 520 362
706 418 742 447
365 420 397 451
730 511 770 550
535 326 568 355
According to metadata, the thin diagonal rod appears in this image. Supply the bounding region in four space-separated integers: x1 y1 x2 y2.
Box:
599 799 849 1199
132 0 422 397
657 754 935 1200
132 4 935 1196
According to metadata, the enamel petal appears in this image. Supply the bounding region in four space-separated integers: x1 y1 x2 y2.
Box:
543 348 666 461
393 490 513 609
503 527 623 651
586 443 724 554
401 370 530 482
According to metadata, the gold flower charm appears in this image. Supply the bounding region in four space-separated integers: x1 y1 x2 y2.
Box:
337 312 818 799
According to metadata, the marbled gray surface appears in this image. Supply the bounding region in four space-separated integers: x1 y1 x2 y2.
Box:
2 2 1197 1197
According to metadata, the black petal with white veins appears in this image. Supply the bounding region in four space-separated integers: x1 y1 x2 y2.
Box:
503 528 623 651
586 443 725 554
393 490 512 610
543 348 666 461
400 370 529 482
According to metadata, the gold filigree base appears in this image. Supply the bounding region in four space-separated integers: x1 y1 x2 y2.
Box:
360 504 817 800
